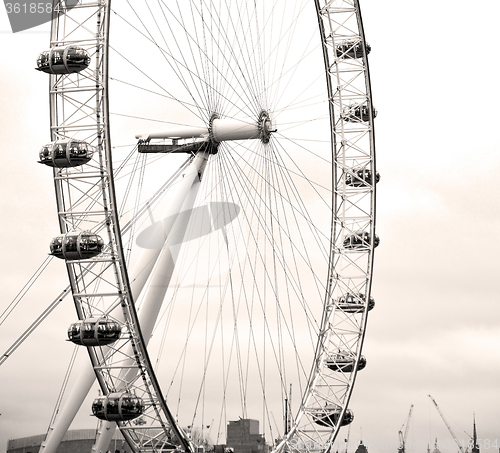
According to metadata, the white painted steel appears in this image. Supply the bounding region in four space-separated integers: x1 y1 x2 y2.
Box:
94 155 207 452
136 118 262 143
136 127 208 141
128 153 208 298
211 119 260 142
40 2 377 453
40 3 195 453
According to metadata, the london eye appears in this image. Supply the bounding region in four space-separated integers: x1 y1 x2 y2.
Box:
27 1 378 452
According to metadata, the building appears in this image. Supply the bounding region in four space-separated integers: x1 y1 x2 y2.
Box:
431 438 442 453
354 441 369 453
7 420 271 453
471 415 480 453
6 429 128 453
226 419 268 453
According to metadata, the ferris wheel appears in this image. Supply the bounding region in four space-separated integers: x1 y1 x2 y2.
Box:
34 1 378 452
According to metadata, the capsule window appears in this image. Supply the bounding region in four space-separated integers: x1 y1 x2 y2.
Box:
65 235 78 253
52 49 63 63
82 323 94 338
39 145 50 161
36 46 90 74
92 393 145 422
50 231 104 261
346 168 380 187
50 237 63 254
107 400 119 415
68 324 78 337
69 142 87 156
39 140 94 168
67 47 88 65
54 144 66 159
68 318 122 346
92 399 104 413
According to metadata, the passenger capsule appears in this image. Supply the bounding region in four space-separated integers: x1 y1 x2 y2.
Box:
343 104 377 123
39 140 94 168
92 392 145 422
50 231 104 261
337 292 375 313
36 46 90 74
312 404 354 427
326 351 367 373
335 40 371 59
68 318 122 346
343 230 379 250
346 168 380 187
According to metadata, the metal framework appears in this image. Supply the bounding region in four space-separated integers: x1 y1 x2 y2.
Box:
281 1 377 449
38 1 377 452
41 2 193 452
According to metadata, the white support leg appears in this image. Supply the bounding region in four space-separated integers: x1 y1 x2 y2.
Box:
93 155 208 453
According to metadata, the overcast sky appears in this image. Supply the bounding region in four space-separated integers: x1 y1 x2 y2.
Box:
1 2 499 453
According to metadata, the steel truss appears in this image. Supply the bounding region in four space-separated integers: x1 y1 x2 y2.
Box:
40 1 376 452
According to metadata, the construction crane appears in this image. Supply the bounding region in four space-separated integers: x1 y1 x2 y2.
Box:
428 395 465 453
397 404 414 453
343 424 352 453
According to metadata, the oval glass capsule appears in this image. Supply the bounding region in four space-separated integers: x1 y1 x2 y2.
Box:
343 230 380 250
343 103 377 123
68 318 122 347
346 168 380 187
326 352 367 373
39 140 94 168
50 231 104 261
36 46 90 74
335 40 371 59
92 392 145 422
337 292 375 314
312 404 354 427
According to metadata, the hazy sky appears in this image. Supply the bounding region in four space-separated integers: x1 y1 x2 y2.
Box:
1 2 500 453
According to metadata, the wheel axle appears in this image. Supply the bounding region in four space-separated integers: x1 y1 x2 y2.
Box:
135 112 276 151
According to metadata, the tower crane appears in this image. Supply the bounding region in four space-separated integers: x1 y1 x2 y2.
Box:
344 423 352 453
428 395 465 453
397 404 414 453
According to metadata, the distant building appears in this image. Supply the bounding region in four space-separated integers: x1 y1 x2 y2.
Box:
471 415 480 453
226 419 268 453
212 445 234 453
355 441 369 453
432 438 442 453
6 429 128 453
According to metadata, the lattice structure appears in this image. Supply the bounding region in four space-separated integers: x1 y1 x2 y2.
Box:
38 2 377 453
40 2 194 453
